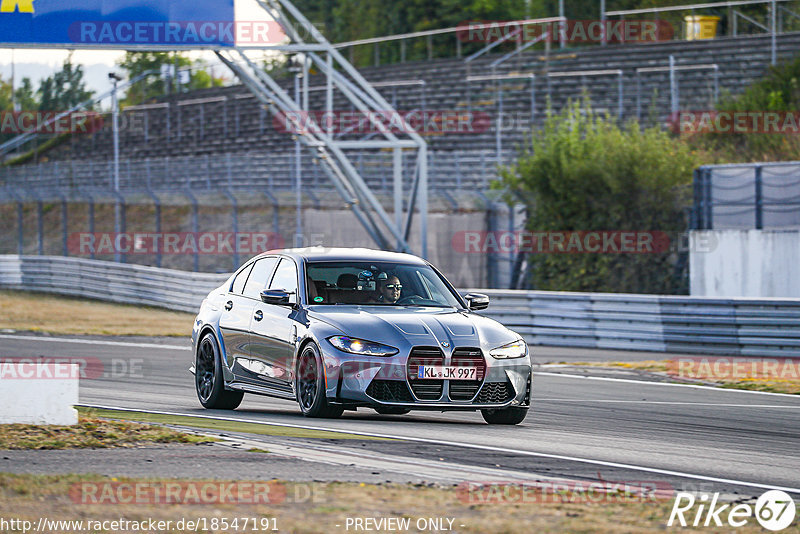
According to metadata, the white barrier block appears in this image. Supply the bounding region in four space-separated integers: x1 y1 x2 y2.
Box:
0 363 79 425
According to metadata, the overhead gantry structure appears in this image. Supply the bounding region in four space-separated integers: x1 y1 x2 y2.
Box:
216 0 429 257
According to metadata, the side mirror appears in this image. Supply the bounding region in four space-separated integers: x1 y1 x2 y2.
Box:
463 292 489 311
260 289 292 305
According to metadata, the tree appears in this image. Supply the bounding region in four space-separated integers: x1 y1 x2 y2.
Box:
14 77 38 111
118 52 225 105
37 57 94 110
187 68 225 91
686 54 800 162
497 101 699 294
0 76 12 111
118 52 191 105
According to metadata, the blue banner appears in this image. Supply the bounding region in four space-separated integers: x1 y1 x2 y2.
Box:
0 0 236 47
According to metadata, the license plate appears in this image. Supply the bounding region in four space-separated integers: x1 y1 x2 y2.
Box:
417 366 476 380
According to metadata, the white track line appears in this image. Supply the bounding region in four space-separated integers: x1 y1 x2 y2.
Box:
535 371 800 398
0 334 188 351
535 399 800 408
81 404 800 495
6 334 798 399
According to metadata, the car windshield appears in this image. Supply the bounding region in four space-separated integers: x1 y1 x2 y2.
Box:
305 261 462 307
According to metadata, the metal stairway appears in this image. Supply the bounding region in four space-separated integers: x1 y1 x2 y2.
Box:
216 0 429 256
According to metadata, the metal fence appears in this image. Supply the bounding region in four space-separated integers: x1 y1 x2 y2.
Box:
692 161 800 229
333 3 800 67
0 150 508 199
3 255 799 356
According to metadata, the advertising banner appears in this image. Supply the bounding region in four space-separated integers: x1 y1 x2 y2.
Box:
0 0 235 47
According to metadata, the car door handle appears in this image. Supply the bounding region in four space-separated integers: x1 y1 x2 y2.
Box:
254 310 263 321
224 301 233 311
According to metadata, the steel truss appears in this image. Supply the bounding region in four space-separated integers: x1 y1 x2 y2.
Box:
217 0 429 256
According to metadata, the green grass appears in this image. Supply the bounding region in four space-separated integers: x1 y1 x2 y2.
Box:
79 407 390 441
0 416 211 450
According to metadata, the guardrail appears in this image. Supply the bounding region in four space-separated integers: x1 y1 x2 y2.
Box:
2 255 799 356
480 289 800 357
0 255 227 314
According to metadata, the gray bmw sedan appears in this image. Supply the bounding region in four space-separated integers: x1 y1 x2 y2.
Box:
191 247 532 424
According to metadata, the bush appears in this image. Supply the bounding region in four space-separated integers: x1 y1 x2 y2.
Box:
497 101 699 294
688 55 800 162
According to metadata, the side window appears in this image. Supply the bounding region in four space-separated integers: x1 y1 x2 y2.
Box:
231 263 254 294
243 257 278 299
269 258 298 304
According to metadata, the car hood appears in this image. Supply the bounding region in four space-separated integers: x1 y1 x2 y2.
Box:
307 305 519 352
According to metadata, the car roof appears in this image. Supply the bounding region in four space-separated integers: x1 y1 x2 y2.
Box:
255 247 428 265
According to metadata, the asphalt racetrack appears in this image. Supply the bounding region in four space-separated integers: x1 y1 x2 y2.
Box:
2 333 798 499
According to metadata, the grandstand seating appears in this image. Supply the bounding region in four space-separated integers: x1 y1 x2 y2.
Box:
5 31 800 194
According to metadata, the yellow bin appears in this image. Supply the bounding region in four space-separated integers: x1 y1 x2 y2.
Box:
685 15 720 40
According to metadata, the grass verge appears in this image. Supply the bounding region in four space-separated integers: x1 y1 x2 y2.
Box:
0 474 784 534
563 360 800 394
0 416 211 450
0 290 194 336
79 407 389 441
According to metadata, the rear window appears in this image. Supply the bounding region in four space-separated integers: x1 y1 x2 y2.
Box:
231 263 253 294
242 257 278 299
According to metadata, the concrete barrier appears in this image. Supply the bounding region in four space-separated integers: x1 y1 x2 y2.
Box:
0 363 79 425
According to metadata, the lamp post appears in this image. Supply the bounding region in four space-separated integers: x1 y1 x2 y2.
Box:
108 72 122 193
108 72 123 262
289 58 303 248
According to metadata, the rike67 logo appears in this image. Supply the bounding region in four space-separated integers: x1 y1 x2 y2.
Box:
668 490 796 531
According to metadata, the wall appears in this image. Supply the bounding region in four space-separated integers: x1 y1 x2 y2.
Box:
690 230 800 297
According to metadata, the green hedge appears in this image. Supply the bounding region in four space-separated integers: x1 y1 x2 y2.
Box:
497 102 699 294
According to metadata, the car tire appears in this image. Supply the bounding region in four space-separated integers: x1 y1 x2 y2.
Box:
374 407 411 415
195 332 244 410
481 407 528 425
296 342 344 418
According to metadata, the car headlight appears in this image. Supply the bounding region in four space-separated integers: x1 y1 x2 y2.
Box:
490 339 528 359
327 336 399 357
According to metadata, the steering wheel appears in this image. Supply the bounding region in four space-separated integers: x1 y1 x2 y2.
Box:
396 295 423 305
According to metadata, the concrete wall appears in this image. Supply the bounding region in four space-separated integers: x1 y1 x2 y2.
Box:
0 363 79 425
690 230 800 297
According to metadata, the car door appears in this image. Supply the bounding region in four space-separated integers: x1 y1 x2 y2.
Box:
222 256 277 376
218 261 256 368
249 257 299 386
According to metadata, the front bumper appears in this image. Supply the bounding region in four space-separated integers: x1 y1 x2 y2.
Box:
320 343 532 410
